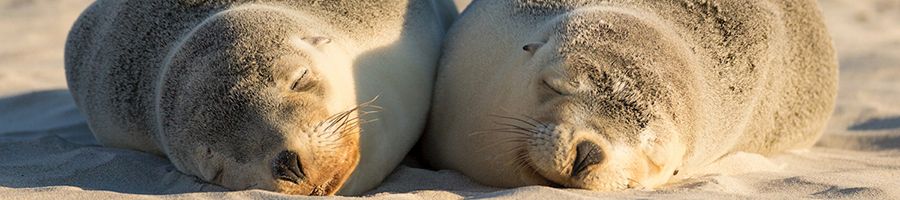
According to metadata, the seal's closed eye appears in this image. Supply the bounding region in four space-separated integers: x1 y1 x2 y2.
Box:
543 79 564 95
291 69 313 92
303 36 331 47
523 42 544 54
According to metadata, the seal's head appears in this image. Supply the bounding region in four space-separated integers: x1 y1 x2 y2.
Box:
155 8 365 195
485 8 690 191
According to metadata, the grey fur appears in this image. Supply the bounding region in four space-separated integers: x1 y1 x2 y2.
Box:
65 0 456 195
424 0 837 190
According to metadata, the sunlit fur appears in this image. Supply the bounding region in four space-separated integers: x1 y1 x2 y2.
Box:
65 0 455 195
424 0 837 191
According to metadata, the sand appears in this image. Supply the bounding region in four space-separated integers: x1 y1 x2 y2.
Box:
1 0 898 199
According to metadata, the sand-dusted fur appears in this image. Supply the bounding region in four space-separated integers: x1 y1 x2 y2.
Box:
65 0 455 195
423 0 837 191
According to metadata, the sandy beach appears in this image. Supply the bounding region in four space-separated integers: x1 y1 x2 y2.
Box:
1 0 899 199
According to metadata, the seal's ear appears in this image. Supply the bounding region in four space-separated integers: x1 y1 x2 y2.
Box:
522 42 544 54
304 36 332 47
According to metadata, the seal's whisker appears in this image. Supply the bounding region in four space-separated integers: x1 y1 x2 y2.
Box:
351 96 383 114
362 105 384 110
510 114 547 125
502 151 530 178
322 109 354 132
339 118 373 135
473 128 537 135
336 115 363 132
467 130 493 137
472 114 553 180
337 120 362 135
472 126 522 135
496 130 536 138
476 138 529 153
500 146 529 168
473 134 528 153
480 127 536 133
334 115 359 130
515 114 548 127
626 178 646 190
494 122 541 135
357 110 380 116
322 116 352 138
324 96 382 135
478 135 535 182
470 113 549 178
361 95 380 105
493 120 537 128
511 150 535 178
488 137 531 159
317 95 386 139
473 129 534 140
360 118 379 124
489 114 540 128
470 113 545 138
470 123 538 137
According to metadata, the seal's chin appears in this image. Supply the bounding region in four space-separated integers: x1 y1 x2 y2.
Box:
268 134 360 195
521 140 678 191
209 161 349 196
234 144 357 196
487 116 679 191
196 116 362 196
569 158 644 191
511 157 564 188
268 150 353 196
521 151 634 191
512 126 663 191
273 177 344 196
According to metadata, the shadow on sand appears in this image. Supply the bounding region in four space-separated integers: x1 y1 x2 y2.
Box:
849 116 900 131
0 89 228 195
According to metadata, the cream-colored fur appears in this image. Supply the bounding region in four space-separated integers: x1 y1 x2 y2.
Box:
423 0 837 191
65 0 456 195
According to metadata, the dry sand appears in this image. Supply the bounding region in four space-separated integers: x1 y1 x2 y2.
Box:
1 0 898 199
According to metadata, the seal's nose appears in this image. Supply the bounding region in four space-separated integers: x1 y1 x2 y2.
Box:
571 141 604 177
272 150 305 184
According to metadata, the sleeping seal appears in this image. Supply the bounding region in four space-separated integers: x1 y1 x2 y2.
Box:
65 0 456 195
423 0 837 190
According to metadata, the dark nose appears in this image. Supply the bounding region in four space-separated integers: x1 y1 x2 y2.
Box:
571 141 604 177
272 150 305 184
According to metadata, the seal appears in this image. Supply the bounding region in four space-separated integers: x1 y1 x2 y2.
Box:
422 0 837 191
65 0 456 195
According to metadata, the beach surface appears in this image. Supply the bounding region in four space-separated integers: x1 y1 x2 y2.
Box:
1 0 899 199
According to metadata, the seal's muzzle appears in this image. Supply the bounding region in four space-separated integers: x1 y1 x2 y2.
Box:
273 150 304 184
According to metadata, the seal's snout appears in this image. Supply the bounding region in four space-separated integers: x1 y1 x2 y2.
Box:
272 150 304 184
572 141 604 177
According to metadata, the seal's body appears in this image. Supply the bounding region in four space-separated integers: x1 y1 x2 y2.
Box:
65 0 455 195
423 0 837 190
